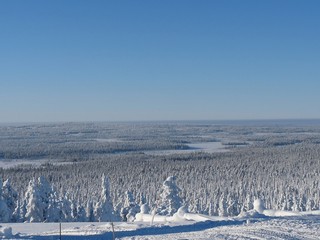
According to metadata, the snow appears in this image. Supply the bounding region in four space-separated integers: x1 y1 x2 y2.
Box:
0 159 48 169
0 226 13 239
145 142 229 155
253 198 265 213
1 209 319 239
156 176 182 216
187 142 229 153
94 138 123 143
0 159 71 169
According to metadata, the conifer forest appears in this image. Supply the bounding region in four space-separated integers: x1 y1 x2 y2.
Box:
0 120 319 223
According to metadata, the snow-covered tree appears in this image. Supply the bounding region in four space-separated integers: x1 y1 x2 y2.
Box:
2 123 320 220
24 178 43 222
218 194 227 217
60 194 73 222
24 176 54 222
156 176 182 216
94 174 118 222
0 179 10 222
86 201 95 222
77 204 87 222
38 176 54 222
15 199 27 223
12 199 21 222
46 192 60 222
2 179 18 222
120 191 139 222
71 201 78 221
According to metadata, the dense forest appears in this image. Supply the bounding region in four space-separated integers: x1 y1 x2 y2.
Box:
0 121 319 222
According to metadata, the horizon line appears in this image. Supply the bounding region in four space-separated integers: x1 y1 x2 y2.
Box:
1 118 320 125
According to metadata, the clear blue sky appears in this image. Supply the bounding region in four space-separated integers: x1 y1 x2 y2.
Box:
1 0 319 122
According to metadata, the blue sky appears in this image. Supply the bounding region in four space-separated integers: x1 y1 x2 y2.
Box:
1 1 319 122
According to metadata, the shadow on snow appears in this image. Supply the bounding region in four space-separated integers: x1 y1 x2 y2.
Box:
29 219 247 240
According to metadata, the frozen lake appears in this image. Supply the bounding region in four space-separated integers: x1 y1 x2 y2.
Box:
145 141 229 156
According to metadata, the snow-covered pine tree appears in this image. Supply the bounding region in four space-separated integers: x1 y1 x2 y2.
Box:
0 179 10 222
25 176 54 222
60 194 73 222
156 176 182 216
38 176 54 222
218 193 227 217
47 192 60 222
120 191 139 222
77 203 87 222
17 199 27 222
86 200 95 222
2 179 18 222
25 178 43 222
12 199 21 222
94 174 118 222
71 201 78 221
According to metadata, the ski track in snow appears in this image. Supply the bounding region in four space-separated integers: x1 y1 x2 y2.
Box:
2 215 320 239
119 216 320 240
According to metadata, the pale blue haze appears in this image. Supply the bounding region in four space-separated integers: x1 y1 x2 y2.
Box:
1 1 319 122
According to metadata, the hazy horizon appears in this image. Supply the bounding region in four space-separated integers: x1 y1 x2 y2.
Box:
2 118 320 127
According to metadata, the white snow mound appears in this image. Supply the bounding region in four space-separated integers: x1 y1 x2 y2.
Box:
0 226 13 239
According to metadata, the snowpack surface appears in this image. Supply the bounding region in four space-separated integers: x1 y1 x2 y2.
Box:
1 211 319 239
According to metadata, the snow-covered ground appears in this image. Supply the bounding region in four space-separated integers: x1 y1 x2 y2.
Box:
0 159 72 169
2 208 320 239
94 138 123 143
145 141 229 155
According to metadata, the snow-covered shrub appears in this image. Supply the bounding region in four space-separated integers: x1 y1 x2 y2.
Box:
140 203 150 214
173 205 188 221
253 199 265 214
0 226 13 239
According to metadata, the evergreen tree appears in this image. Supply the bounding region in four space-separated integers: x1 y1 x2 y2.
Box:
156 176 182 216
77 204 87 222
0 179 10 222
47 192 60 222
25 176 54 222
25 178 43 222
60 194 73 222
2 179 18 222
94 174 118 222
218 194 227 217
120 191 139 222
86 201 95 222
38 176 54 222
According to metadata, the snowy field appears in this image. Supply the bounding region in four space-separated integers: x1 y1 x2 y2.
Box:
1 210 320 239
0 159 72 169
145 141 229 155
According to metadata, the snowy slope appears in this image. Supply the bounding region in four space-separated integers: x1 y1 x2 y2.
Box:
1 211 320 239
